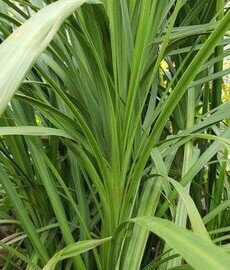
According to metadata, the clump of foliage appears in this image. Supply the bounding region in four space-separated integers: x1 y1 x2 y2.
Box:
0 0 229 269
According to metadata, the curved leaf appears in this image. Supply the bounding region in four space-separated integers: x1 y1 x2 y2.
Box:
0 0 100 116
132 217 230 270
43 237 111 270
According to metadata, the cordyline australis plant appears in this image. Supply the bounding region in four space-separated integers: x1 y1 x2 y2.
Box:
0 0 229 269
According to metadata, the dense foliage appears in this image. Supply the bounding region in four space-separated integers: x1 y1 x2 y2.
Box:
0 0 229 269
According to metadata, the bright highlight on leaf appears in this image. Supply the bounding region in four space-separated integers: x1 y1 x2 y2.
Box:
132 217 230 270
43 237 111 270
0 0 100 117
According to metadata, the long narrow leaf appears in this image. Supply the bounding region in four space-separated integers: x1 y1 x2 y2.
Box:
43 237 111 270
132 217 230 270
0 0 99 116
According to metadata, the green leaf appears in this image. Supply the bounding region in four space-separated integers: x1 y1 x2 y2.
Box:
203 200 230 225
0 164 49 264
0 0 100 117
0 126 74 139
43 237 111 270
132 217 230 270
0 241 42 270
